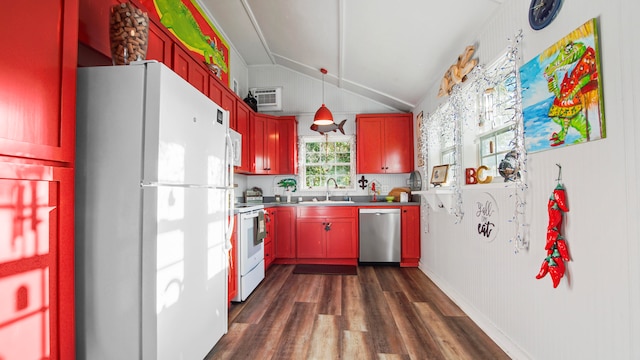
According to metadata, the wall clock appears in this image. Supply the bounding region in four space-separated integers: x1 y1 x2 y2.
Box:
529 0 563 30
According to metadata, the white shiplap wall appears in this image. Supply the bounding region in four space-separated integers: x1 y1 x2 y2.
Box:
415 0 640 359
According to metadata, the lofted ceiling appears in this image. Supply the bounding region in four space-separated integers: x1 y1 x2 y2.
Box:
200 0 505 112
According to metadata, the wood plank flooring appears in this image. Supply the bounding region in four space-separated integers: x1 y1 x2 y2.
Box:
206 265 510 360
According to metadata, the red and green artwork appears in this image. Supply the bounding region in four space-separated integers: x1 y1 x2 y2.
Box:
520 18 606 153
142 0 230 84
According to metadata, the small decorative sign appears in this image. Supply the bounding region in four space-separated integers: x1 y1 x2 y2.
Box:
472 192 499 242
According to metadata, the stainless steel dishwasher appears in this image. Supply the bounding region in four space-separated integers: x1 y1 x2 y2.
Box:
359 208 400 263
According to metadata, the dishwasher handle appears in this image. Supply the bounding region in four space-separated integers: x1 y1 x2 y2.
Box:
359 208 401 215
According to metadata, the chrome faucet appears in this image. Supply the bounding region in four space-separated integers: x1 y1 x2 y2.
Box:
326 177 338 201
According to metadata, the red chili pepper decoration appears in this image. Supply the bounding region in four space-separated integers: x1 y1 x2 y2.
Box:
546 227 560 250
548 203 563 229
535 259 550 279
553 183 569 212
549 259 564 288
536 165 571 288
556 237 570 261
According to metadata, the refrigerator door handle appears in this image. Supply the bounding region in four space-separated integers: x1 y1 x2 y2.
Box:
140 181 234 189
224 131 235 247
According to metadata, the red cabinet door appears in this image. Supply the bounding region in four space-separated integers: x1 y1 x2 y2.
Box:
0 164 75 360
401 206 420 267
208 76 224 106
385 115 414 173
234 102 252 173
296 220 325 258
228 215 238 304
325 218 357 258
253 115 267 174
278 116 298 175
221 91 236 129
266 118 280 174
356 117 384 173
172 45 208 94
275 207 296 259
147 21 172 65
0 0 77 163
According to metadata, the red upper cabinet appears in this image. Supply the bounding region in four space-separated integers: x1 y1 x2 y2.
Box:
208 76 224 107
356 113 414 174
252 114 279 174
172 44 208 94
147 20 172 65
278 116 298 175
234 101 253 173
0 0 78 163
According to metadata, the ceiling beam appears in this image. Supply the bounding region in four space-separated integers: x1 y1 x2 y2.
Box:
338 0 345 89
241 0 276 64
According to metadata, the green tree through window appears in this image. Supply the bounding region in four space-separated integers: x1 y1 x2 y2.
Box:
299 135 355 190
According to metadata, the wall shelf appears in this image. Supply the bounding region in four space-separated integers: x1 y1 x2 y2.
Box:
413 189 456 214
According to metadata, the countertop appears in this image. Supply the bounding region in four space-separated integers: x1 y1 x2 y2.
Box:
247 201 420 207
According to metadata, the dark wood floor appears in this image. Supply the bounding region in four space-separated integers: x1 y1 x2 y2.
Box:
206 265 510 360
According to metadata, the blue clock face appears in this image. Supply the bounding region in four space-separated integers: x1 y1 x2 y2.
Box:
529 0 563 30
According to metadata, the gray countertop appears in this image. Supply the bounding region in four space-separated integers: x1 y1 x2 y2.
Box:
250 201 420 207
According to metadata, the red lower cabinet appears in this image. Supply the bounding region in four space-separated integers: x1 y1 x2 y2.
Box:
401 206 421 267
0 164 75 360
296 207 357 265
274 207 296 261
228 215 238 305
264 208 276 270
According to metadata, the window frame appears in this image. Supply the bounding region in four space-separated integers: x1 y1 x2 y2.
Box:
298 134 356 191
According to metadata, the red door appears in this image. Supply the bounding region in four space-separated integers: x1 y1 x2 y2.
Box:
296 220 325 258
356 118 384 173
325 218 357 258
275 207 296 259
0 165 75 360
401 206 421 266
1 1 77 359
228 215 238 304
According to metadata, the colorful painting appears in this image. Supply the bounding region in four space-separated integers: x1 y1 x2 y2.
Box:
520 18 605 153
141 0 230 84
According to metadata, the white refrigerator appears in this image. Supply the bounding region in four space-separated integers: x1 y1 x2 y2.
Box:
75 62 233 360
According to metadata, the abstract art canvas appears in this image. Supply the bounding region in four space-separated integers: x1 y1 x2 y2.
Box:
520 18 606 153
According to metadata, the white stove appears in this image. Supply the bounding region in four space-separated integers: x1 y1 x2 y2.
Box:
234 203 265 213
232 203 265 301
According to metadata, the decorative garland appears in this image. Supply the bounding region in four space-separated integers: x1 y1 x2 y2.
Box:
420 30 529 250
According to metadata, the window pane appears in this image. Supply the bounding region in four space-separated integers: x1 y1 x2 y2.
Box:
336 153 350 162
335 165 350 175
481 156 498 178
336 175 351 186
306 142 320 152
496 130 514 153
480 136 495 157
306 153 320 163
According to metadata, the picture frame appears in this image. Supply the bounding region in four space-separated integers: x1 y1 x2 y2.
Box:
430 164 450 185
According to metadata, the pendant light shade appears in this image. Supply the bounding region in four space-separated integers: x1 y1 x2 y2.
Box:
313 68 334 125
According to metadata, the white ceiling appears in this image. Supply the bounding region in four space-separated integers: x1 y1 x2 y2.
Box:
200 0 505 112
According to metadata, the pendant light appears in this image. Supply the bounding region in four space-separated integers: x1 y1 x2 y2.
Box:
313 68 334 125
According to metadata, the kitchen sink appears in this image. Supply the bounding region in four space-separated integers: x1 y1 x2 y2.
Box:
299 200 355 204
